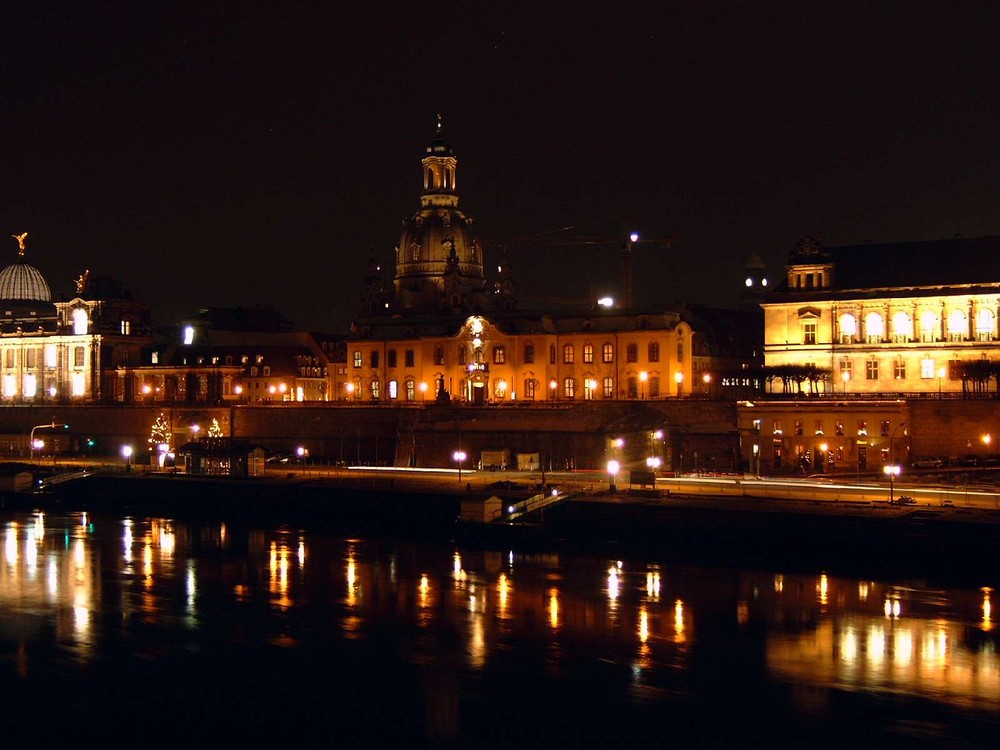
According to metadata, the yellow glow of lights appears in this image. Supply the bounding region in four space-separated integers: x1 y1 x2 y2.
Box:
549 588 559 629
607 566 620 601
639 607 649 643
819 574 828 605
675 599 685 637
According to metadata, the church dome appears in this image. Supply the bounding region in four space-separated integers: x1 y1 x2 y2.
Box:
0 260 52 302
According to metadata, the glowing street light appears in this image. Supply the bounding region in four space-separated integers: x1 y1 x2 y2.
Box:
607 459 620 494
453 450 467 484
549 378 558 400
842 370 850 394
121 444 133 472
886 421 905 503
639 371 647 400
675 371 683 397
419 381 428 401
30 421 68 463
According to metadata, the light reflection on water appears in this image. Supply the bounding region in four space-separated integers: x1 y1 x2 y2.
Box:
0 510 997 744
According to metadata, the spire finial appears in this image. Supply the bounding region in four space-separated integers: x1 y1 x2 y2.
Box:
11 232 27 256
436 113 443 134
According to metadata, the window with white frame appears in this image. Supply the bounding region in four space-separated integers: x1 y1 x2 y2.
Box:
803 321 817 345
839 313 856 343
920 357 935 379
866 358 879 380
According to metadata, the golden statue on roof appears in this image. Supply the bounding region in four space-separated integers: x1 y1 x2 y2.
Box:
11 232 28 255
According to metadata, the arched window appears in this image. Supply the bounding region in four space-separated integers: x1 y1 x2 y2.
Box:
976 308 995 341
626 343 637 363
405 379 415 401
647 341 659 362
947 309 966 341
839 313 856 343
549 345 556 364
603 377 614 398
524 378 537 399
563 344 574 364
524 344 535 363
627 376 638 399
602 343 614 363
72 308 89 335
649 376 660 398
583 343 594 363
919 311 938 342
864 312 884 343
370 380 380 400
891 311 912 342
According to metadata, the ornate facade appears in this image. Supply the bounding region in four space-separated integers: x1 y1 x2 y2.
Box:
0 239 153 403
762 234 1000 395
343 125 759 405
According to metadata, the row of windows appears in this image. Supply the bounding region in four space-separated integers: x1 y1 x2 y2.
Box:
352 340 683 369
340 375 684 401
813 308 999 344
838 356 956 381
773 418 895 437
2 346 87 368
1 372 87 398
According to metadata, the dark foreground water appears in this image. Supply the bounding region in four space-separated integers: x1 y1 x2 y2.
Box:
0 508 997 748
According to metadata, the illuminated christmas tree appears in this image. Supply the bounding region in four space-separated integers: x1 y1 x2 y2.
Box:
148 412 172 451
208 418 223 438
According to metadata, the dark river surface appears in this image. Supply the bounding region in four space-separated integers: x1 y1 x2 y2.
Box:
0 506 997 748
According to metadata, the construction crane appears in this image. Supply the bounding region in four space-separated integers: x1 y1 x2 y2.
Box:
483 230 677 309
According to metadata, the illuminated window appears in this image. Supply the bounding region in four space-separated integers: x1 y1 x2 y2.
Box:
892 311 912 342
647 341 659 362
405 379 415 400
947 309 966 341
151 352 159 364
894 359 906 380
839 313 857 343
583 378 595 400
388 380 398 399
603 377 614 398
976 308 995 341
919 311 937 342
493 345 505 364
371 380 380 399
22 374 36 398
865 312 884 343
73 347 85 368
562 377 575 399
183 325 194 345
773 420 782 435
44 344 57 368
120 320 131 335
524 378 536 399
835 420 844 436
603 343 614 363
71 372 86 397
865 359 879 380
857 420 867 435
814 419 824 435
803 321 816 345
920 358 935 379
3 373 16 397
353 351 362 368
73 308 89 335
563 345 574 364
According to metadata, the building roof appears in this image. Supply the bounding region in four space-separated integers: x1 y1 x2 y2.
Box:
0 259 52 302
774 234 1000 297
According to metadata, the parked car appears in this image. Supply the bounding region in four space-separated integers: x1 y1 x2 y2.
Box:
911 456 944 469
957 454 981 467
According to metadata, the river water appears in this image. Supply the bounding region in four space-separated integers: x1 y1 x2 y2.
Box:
0 507 997 748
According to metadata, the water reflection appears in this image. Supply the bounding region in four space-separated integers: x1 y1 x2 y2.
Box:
0 510 997 743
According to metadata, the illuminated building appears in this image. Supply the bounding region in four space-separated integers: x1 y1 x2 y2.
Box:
343 123 758 404
0 240 152 403
763 234 1000 395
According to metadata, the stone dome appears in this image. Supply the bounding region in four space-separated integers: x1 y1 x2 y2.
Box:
0 260 52 302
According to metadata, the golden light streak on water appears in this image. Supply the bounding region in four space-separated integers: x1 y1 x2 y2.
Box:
5 524 17 566
607 565 620 602
774 574 783 593
549 587 559 630
297 540 306 568
675 599 686 641
646 570 661 600
122 520 133 564
983 588 992 631
840 627 857 662
818 574 828 606
859 581 869 602
639 606 649 643
497 573 508 615
868 625 886 666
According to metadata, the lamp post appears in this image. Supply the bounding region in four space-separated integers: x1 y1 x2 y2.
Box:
549 378 558 401
639 371 647 400
675 371 683 397
453 450 467 485
841 370 850 395
886 421 905 503
982 433 991 459
122 444 133 472
419 382 427 402
30 421 68 463
937 367 945 398
607 459 620 494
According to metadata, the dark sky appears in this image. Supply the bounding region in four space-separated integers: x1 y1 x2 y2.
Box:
2 3 999 332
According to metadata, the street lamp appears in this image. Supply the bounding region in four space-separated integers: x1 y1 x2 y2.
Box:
982 433 991 457
675 371 683 397
937 367 946 398
607 459 620 494
841 370 850 395
122 444 133 472
886 421 906 503
549 378 558 401
419 382 427 401
30 421 68 463
639 371 647 400
453 450 467 484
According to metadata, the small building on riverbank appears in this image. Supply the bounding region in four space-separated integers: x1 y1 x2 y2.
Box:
175 437 266 478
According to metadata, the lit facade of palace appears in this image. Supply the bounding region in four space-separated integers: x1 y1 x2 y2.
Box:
0 242 153 404
341 125 759 404
762 235 1000 395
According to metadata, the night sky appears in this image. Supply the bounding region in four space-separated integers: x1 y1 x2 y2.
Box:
2 3 999 333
